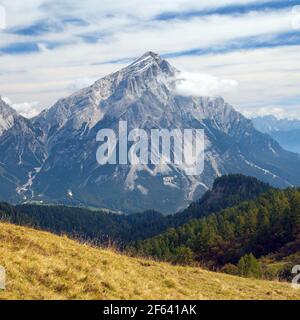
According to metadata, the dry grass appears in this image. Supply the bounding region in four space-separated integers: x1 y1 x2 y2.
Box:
0 222 300 300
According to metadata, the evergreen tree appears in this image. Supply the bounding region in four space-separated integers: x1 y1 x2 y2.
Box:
237 253 262 278
173 246 194 265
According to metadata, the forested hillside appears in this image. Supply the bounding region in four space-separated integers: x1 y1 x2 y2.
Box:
132 188 300 280
0 202 164 245
0 175 271 246
171 174 271 224
1 174 298 281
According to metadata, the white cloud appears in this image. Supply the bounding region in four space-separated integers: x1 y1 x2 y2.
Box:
3 97 40 118
1 96 11 105
170 46 300 119
12 101 40 118
243 107 286 119
67 77 97 93
242 105 300 120
0 5 6 30
0 0 269 29
0 1 299 118
292 5 300 30
175 71 238 97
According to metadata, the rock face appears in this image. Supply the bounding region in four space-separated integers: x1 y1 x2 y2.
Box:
0 97 18 136
0 97 47 202
1 52 300 214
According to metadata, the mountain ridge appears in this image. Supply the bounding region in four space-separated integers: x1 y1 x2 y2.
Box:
1 52 300 213
252 116 300 154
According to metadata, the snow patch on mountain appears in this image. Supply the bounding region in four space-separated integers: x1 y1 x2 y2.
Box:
137 184 148 195
16 167 42 198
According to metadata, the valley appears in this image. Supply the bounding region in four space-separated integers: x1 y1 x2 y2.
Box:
0 174 299 284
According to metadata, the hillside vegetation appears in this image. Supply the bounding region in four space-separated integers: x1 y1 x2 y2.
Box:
0 175 271 247
0 222 300 300
132 188 300 280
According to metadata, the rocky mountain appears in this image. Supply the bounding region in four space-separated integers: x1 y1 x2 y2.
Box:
252 115 300 133
1 52 300 213
269 129 300 154
0 97 47 202
252 115 300 153
0 97 18 136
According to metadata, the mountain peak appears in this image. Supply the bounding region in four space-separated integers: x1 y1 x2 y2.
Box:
124 51 176 78
133 51 162 63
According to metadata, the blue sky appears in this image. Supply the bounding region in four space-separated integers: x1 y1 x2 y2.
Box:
0 0 299 118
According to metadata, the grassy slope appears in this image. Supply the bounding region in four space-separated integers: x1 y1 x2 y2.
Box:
0 222 300 300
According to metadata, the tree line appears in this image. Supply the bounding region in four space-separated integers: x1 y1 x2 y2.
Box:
131 188 300 280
